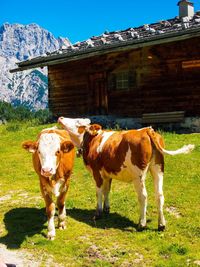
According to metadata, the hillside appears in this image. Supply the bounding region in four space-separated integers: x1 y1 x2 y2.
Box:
0 23 71 110
0 122 199 266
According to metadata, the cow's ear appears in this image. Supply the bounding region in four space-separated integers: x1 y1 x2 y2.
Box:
78 125 86 134
22 141 38 153
87 124 102 135
61 141 74 153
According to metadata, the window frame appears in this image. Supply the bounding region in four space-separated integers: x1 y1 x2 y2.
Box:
108 70 136 92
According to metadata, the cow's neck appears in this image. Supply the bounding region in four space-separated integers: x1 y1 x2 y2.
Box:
68 132 83 148
81 132 96 162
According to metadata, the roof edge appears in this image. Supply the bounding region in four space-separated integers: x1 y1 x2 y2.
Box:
10 27 200 73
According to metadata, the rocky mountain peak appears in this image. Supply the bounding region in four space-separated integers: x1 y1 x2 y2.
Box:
0 22 71 110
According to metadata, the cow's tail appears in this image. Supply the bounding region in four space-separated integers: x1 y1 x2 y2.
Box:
146 127 195 156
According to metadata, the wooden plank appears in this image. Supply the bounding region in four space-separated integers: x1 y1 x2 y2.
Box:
182 59 200 69
142 111 185 123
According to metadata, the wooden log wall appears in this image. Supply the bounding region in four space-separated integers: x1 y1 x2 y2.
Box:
48 36 200 118
108 37 200 117
48 61 90 117
139 37 200 116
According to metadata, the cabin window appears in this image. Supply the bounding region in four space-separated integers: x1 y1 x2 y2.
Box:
116 72 129 90
108 71 136 91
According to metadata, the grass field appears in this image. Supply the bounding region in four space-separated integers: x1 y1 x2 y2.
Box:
0 122 199 266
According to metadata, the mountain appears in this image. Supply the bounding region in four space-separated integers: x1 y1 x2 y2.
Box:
0 23 71 110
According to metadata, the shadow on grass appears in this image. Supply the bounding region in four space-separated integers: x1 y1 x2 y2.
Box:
0 207 46 249
67 208 138 231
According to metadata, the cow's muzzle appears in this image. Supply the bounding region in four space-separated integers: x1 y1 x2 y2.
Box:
41 167 54 177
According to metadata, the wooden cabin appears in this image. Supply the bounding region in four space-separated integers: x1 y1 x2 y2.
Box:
12 0 200 128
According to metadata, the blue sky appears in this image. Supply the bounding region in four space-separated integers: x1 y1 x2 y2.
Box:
1 0 200 44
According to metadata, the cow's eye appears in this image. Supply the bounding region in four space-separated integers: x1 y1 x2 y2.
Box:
56 150 60 156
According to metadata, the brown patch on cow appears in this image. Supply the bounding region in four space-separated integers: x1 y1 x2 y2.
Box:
22 140 38 153
151 131 165 172
55 143 74 180
61 140 74 153
93 169 103 188
100 133 129 174
78 126 86 134
82 132 103 163
154 152 164 173
125 130 153 170
82 131 104 187
87 124 102 136
100 129 153 172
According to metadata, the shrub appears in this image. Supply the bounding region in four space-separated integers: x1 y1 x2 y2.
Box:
0 101 53 125
33 109 53 124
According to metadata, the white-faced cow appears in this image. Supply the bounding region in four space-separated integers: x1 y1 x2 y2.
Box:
22 127 75 240
58 117 194 231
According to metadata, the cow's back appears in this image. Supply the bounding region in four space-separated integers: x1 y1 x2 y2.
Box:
84 129 155 181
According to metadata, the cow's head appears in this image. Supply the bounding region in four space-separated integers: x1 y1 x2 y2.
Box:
85 124 102 136
22 133 74 177
58 117 91 148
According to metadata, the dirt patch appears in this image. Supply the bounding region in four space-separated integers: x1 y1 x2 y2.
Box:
0 244 64 267
0 190 42 206
166 206 182 218
86 244 119 265
0 244 40 267
0 196 11 203
87 244 104 260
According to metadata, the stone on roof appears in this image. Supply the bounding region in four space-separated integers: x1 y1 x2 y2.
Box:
49 14 199 58
11 12 200 72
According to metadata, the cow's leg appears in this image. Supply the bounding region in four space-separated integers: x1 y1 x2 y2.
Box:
150 164 166 231
133 173 148 230
44 194 56 240
102 178 112 214
40 181 56 239
94 171 103 219
95 185 103 219
57 191 67 230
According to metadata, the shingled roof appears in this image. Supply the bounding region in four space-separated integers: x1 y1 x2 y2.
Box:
11 13 200 72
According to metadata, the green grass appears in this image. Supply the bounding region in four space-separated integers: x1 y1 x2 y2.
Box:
0 123 199 266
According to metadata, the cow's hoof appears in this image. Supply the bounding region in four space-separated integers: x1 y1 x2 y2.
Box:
47 231 55 240
103 206 110 214
158 225 165 232
137 224 147 232
93 210 103 220
47 234 55 240
58 222 66 230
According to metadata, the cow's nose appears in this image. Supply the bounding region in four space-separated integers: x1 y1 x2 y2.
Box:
41 167 53 177
58 117 64 123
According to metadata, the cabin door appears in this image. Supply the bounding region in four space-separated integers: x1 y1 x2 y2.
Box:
90 73 108 115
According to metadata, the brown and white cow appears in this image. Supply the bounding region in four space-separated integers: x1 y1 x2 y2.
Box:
22 127 75 240
58 117 194 231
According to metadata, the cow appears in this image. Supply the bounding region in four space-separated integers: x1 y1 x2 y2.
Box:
58 117 194 231
22 127 75 240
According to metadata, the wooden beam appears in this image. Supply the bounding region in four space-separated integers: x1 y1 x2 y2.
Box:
182 59 200 68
